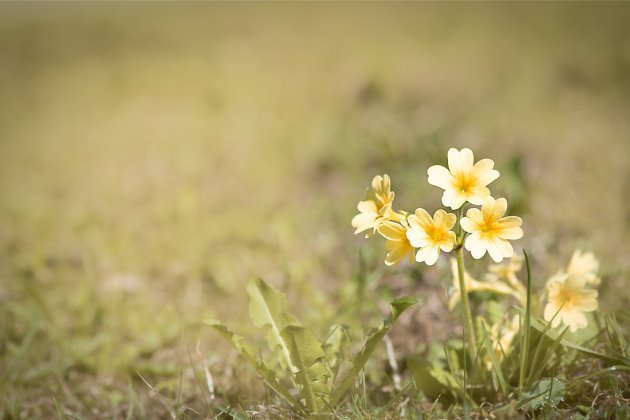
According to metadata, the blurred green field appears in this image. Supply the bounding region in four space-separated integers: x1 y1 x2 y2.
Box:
1 3 630 418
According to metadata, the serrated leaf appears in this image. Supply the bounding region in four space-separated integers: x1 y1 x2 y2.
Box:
203 320 298 407
322 324 349 380
519 378 565 410
330 296 418 406
281 326 331 412
247 278 301 371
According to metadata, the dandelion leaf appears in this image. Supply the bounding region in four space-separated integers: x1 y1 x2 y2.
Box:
203 319 298 406
247 278 301 371
330 296 418 406
281 325 331 412
322 323 349 378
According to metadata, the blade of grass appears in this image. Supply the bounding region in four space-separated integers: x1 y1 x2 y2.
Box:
518 250 533 394
480 322 508 396
526 304 565 385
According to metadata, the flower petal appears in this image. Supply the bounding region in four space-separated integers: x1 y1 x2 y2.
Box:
472 159 500 186
416 245 440 265
406 226 430 248
427 165 454 190
377 221 405 241
448 148 474 175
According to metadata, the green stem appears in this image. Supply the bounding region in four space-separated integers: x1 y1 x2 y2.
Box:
456 245 477 362
455 206 477 362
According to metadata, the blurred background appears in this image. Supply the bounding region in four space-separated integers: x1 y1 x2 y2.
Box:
1 3 629 417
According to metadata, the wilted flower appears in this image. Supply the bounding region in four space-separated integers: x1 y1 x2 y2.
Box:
567 250 600 285
544 273 598 332
487 315 520 368
406 209 456 266
427 148 500 210
377 220 414 266
351 174 396 237
486 256 526 304
461 196 523 263
448 258 520 310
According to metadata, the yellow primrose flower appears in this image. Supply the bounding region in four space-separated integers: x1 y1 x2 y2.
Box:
427 148 500 210
461 196 523 263
567 249 600 286
377 220 414 266
448 258 521 310
544 273 598 332
351 174 396 237
406 209 456 266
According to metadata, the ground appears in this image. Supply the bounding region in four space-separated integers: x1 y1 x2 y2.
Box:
1 3 630 418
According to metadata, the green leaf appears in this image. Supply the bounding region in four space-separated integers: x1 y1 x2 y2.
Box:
281 326 331 412
519 378 565 410
247 278 301 371
322 324 349 380
204 320 299 407
512 307 630 367
329 296 418 406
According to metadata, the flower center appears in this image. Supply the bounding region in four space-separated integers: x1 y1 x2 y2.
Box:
557 289 574 309
426 226 445 243
456 174 474 194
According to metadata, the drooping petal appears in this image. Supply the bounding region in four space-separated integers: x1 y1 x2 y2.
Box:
385 242 412 266
377 221 405 241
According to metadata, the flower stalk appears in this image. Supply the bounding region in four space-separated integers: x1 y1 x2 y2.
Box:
455 206 477 361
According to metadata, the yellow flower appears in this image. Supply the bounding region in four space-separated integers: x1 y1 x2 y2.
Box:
377 220 414 266
448 258 521 310
406 209 456 266
427 148 500 210
351 174 396 237
567 250 600 286
544 273 598 332
461 196 523 263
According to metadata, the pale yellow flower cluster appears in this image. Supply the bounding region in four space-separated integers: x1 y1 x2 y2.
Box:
351 148 523 267
543 250 600 332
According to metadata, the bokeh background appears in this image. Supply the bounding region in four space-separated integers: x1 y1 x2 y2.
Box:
1 3 629 417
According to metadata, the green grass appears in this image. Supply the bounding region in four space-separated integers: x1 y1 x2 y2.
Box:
1 3 630 418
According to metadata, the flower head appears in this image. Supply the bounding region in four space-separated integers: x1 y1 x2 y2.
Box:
567 250 600 285
427 148 500 210
544 273 598 332
351 174 396 237
406 209 456 266
377 220 414 266
461 196 523 263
